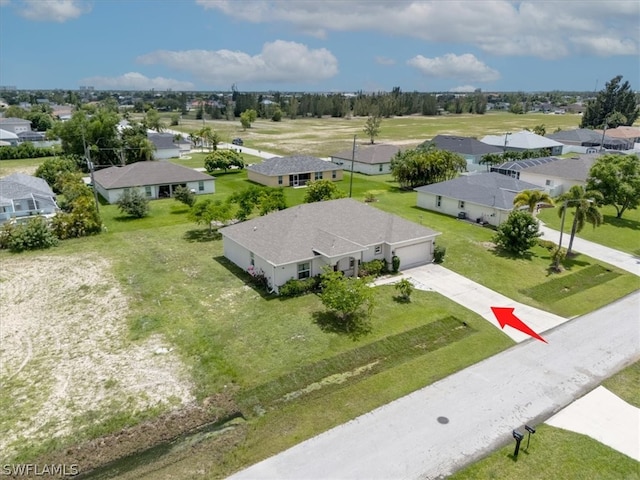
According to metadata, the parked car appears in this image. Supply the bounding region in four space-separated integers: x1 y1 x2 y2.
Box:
232 138 243 146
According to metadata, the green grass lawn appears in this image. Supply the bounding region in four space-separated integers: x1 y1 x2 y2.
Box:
451 360 640 480
0 156 51 175
538 204 640 256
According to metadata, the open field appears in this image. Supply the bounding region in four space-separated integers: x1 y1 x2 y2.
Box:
0 156 51 176
450 361 640 480
169 111 584 158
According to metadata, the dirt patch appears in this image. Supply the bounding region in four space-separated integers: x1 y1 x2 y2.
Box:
0 253 195 461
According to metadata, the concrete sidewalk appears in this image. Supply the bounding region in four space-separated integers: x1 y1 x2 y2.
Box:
228 292 640 480
539 224 640 276
374 264 566 343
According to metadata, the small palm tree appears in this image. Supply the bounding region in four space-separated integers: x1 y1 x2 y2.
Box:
513 190 554 214
557 186 603 255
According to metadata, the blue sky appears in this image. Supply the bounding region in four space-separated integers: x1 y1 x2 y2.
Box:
1 0 639 93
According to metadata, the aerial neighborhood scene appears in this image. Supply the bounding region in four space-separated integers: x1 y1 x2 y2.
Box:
1 0 640 478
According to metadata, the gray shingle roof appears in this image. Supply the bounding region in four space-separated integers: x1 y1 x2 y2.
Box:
518 155 602 181
0 173 56 204
546 129 607 144
219 198 440 266
94 162 213 189
414 173 543 210
148 132 179 150
425 135 504 155
247 156 338 176
330 144 401 164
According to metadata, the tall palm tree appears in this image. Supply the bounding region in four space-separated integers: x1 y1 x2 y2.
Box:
557 186 603 255
513 189 554 214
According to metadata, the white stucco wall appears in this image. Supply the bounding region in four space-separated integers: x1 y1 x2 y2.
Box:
518 172 583 196
330 158 390 175
416 192 508 226
154 148 181 160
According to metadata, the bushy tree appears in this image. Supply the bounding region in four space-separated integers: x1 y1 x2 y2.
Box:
189 199 233 233
319 269 375 333
116 189 149 218
173 185 196 208
259 188 287 215
580 75 639 128
240 109 258 129
363 115 382 144
391 148 466 189
6 217 58 253
204 150 244 173
303 179 346 203
493 210 541 256
35 156 82 192
586 153 640 218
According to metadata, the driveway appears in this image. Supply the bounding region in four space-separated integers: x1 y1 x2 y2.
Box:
228 291 639 480
375 264 566 343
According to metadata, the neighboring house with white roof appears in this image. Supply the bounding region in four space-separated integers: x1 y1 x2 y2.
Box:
481 130 564 156
219 198 440 293
414 172 543 226
93 161 214 204
329 144 401 175
247 156 343 187
0 173 58 224
0 128 19 146
0 117 31 134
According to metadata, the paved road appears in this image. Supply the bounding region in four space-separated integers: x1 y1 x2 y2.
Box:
375 264 566 343
539 224 640 276
228 291 640 480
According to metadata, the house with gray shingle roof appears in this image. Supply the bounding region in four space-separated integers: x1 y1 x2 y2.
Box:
93 161 214 204
422 135 504 171
546 129 629 151
219 198 440 293
414 173 543 226
147 132 181 160
329 144 401 175
247 155 342 187
0 173 58 224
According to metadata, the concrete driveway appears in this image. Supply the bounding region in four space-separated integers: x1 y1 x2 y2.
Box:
375 264 566 343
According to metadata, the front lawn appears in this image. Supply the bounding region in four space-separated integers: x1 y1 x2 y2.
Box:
538 204 640 256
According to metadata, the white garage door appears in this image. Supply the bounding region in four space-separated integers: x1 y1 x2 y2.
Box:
394 241 431 270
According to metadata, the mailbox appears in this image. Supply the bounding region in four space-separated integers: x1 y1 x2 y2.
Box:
512 430 524 441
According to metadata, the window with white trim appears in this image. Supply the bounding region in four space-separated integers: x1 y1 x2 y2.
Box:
297 262 310 279
374 245 382 255
145 186 152 197
250 252 255 267
458 200 465 209
315 171 322 180
198 181 204 192
278 176 283 185
332 170 337 179
379 164 383 172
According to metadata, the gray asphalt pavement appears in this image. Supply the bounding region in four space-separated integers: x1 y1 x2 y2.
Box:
228 291 640 480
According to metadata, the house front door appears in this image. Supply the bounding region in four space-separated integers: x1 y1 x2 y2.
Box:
292 174 299 187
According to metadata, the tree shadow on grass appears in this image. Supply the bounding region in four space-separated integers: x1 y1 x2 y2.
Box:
170 206 190 215
312 310 371 341
183 229 220 243
603 214 640 230
489 246 534 261
392 295 411 304
113 215 142 223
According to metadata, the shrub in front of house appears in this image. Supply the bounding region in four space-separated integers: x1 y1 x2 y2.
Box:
5 217 58 253
279 277 320 297
359 259 386 278
433 244 446 264
537 239 556 252
392 255 400 273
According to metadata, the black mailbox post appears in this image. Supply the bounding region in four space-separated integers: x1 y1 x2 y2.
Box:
512 430 524 458
525 425 536 450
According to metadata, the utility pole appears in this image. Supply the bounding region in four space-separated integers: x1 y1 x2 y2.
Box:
349 135 356 198
82 130 100 214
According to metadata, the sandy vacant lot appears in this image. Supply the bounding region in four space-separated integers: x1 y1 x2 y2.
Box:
0 253 194 460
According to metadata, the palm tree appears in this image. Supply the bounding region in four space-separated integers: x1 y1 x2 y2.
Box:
513 190 554 214
557 186 603 255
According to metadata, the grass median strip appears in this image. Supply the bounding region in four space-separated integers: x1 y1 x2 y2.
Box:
237 316 476 415
520 264 621 303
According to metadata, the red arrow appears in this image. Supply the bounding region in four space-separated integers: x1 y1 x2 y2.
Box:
491 307 547 343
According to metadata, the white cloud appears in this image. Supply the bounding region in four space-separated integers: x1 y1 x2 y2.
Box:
79 72 195 91
0 0 10 7
407 53 500 83
18 0 90 22
196 0 639 59
449 85 478 93
137 40 338 86
375 56 395 66
571 36 638 57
